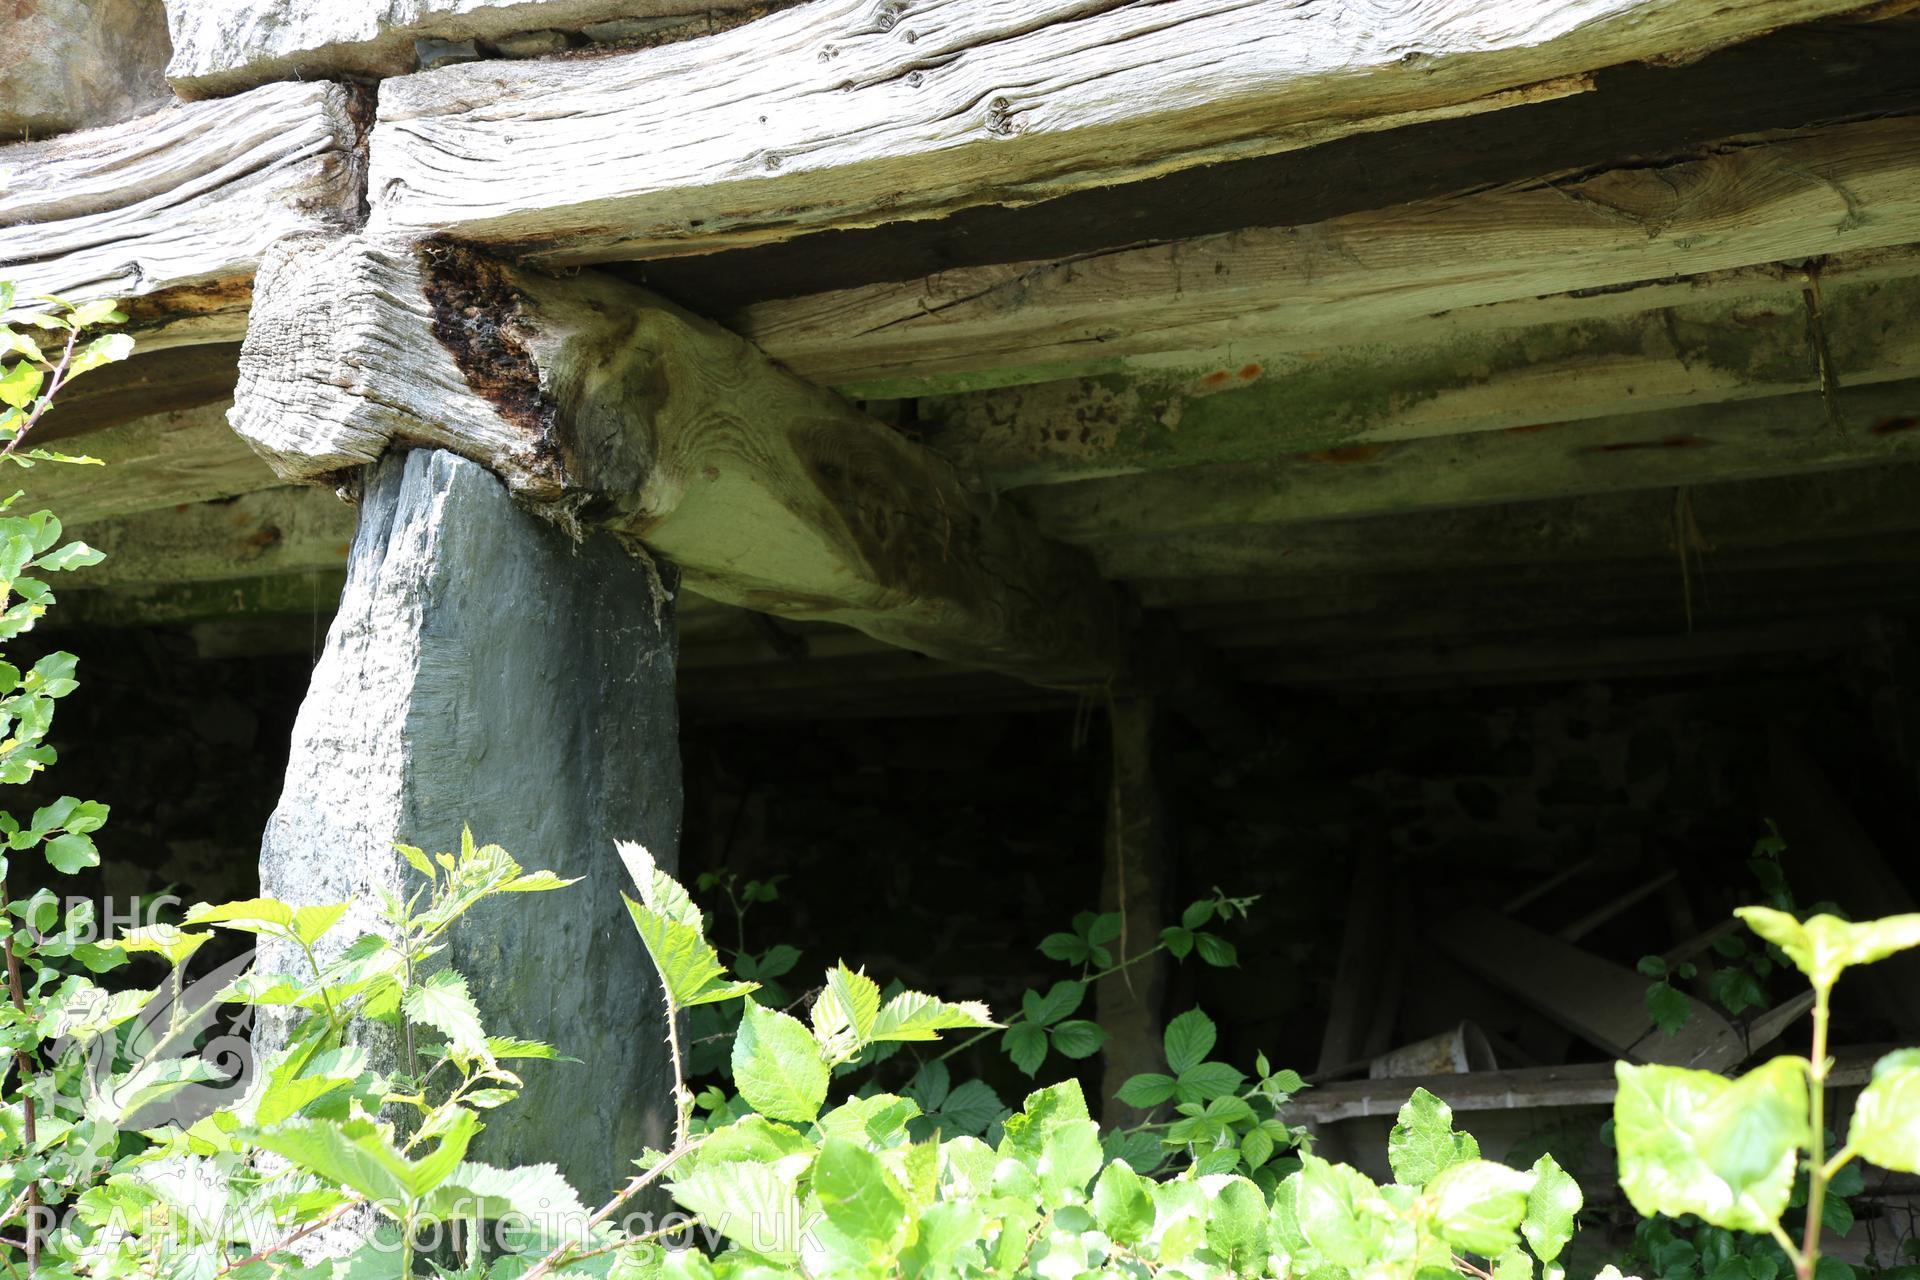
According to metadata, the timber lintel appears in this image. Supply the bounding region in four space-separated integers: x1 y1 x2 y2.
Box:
230 234 1127 687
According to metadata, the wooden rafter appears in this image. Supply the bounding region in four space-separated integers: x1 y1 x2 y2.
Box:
738 117 1920 396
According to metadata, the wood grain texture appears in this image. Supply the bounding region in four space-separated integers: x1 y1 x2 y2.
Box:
917 271 1920 484
365 0 1880 261
738 117 1920 394
11 399 278 524
65 486 356 588
161 0 767 96
1021 381 1920 540
231 235 1123 685
620 20 1920 313
0 83 364 347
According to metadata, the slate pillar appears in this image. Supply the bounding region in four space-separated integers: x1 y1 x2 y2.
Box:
259 447 681 1200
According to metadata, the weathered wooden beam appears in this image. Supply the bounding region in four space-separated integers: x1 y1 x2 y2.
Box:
12 400 279 524
737 116 1920 395
919 274 1920 485
65 487 355 589
626 20 1920 314
0 83 364 351
362 0 1883 262
162 0 766 96
1020 381 1920 541
1078 464 1920 581
230 236 1123 686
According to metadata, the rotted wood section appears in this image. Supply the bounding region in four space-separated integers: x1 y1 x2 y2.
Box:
228 235 1124 687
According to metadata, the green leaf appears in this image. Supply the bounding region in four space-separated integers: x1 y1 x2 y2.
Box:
67 332 134 376
1207 1174 1270 1272
1427 1158 1535 1257
34 541 103 572
731 1000 828 1124
1647 981 1692 1036
1176 1060 1246 1103
395 842 435 879
43 830 98 872
1116 1072 1177 1108
1003 1022 1049 1077
622 892 757 1010
1736 908 1920 990
1389 1087 1480 1188
1614 1057 1808 1233
1048 1019 1105 1059
0 361 41 409
1848 1049 1920 1173
868 989 994 1041
1523 1152 1582 1263
813 1136 909 1248
812 962 881 1051
1164 1007 1217 1074
670 1160 805 1264
1194 931 1239 967
1093 1160 1156 1245
1293 1155 1409 1271
403 969 487 1056
1021 979 1084 1027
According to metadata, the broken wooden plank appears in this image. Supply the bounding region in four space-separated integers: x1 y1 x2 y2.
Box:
1018 380 1920 542
737 117 1920 395
161 0 767 96
0 83 364 350
1435 907 1746 1070
1317 850 1396 1075
12 400 277 524
917 273 1920 486
230 235 1123 686
364 0 1883 262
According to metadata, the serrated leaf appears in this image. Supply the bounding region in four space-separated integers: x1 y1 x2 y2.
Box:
1021 979 1084 1027
403 969 487 1057
1003 1022 1048 1077
1116 1072 1177 1109
813 1136 909 1248
1164 1007 1216 1074
623 892 757 1009
1524 1152 1582 1263
1048 1019 1105 1059
732 1001 827 1124
670 1159 805 1264
1093 1160 1155 1245
1389 1087 1480 1188
868 990 994 1042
